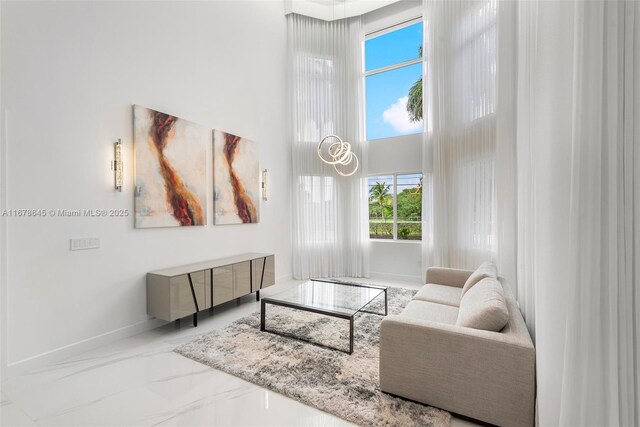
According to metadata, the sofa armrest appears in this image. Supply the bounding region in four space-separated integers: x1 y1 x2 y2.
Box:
425 267 473 287
380 315 535 427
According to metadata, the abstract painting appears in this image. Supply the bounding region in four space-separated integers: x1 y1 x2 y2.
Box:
213 130 260 224
134 105 207 228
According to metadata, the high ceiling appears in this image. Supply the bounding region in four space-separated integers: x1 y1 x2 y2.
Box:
284 0 401 21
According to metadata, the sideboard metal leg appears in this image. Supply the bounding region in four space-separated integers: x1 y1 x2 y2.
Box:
256 290 260 301
193 313 198 327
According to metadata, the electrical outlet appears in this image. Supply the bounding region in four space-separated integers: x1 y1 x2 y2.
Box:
70 237 100 251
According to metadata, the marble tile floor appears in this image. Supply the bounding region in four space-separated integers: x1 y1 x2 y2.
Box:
0 277 480 427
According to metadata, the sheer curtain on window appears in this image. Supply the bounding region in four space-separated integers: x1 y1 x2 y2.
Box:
288 14 369 279
512 1 639 424
558 1 640 425
422 0 498 272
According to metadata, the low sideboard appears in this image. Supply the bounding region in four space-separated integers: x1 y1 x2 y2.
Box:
147 253 275 326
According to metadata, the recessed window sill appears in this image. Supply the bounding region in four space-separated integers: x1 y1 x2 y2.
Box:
369 239 422 244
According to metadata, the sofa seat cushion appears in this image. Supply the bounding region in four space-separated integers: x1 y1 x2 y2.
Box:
413 283 463 307
401 300 459 325
462 261 498 296
457 277 509 332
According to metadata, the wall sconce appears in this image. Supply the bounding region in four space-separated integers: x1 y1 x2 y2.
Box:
262 169 268 201
112 139 123 192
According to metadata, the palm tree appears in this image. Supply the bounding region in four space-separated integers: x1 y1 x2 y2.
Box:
407 79 422 122
369 181 391 221
406 45 423 123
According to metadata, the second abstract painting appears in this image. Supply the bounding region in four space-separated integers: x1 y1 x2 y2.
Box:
213 130 260 224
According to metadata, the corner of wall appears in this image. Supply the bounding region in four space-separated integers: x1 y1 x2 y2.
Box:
283 0 292 16
0 1 6 382
0 109 7 382
0 0 6 384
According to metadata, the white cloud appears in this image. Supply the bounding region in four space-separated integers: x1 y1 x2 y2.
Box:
382 96 423 133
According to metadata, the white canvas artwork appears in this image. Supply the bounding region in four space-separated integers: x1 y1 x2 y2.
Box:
213 130 260 224
134 105 208 228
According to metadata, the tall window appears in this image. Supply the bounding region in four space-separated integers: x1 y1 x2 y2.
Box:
368 173 422 240
454 0 497 124
365 20 424 140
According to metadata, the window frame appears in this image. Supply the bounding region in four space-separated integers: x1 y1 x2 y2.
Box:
364 17 423 77
364 17 424 141
367 171 423 243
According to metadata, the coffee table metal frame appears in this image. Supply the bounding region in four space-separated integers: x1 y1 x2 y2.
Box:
260 278 388 354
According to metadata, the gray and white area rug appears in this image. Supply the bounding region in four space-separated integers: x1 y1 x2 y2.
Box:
175 286 451 427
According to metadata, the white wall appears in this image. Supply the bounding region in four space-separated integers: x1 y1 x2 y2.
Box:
0 0 290 374
364 0 421 34
370 240 423 282
367 133 422 174
364 1 423 281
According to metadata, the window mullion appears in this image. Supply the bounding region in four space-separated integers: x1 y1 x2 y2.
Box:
364 57 422 78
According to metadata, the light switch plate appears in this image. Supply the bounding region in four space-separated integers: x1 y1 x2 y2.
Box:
70 237 100 251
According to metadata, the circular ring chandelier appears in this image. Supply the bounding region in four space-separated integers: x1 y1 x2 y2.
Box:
317 134 359 177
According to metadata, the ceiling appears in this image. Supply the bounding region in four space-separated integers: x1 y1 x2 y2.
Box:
284 0 401 21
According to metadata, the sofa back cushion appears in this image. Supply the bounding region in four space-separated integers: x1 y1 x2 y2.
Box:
456 277 509 332
462 261 497 296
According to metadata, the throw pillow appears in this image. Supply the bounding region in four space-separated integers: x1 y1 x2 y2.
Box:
462 261 497 296
456 277 509 332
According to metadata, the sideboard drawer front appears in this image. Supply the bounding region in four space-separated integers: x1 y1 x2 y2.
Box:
233 261 251 297
262 255 275 288
213 265 234 306
252 256 276 291
251 259 262 292
205 269 212 308
169 271 205 321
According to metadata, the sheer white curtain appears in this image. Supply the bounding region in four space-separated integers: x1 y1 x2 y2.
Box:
559 1 640 425
422 0 499 272
512 0 538 337
515 1 639 424
494 0 517 293
288 14 369 279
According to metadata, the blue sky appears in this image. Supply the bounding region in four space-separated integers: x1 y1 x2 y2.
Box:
365 22 423 141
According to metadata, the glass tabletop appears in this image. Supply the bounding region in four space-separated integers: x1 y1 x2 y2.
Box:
265 279 385 316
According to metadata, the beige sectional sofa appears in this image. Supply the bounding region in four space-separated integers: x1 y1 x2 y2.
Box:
379 264 535 427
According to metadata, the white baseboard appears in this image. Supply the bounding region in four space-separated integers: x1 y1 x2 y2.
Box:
4 272 295 379
369 271 422 284
5 317 167 379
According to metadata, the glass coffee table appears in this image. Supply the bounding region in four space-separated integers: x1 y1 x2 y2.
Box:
260 279 387 354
